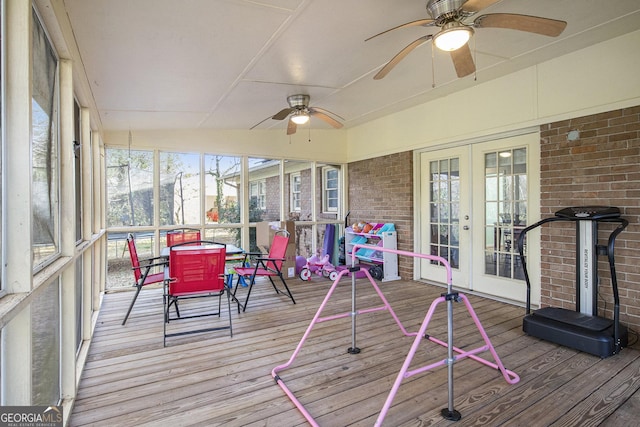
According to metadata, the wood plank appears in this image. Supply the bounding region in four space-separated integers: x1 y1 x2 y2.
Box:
69 277 640 427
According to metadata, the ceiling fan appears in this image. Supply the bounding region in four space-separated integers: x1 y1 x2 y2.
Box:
367 0 567 79
252 94 344 135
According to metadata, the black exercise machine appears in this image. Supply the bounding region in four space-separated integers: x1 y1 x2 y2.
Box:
517 206 628 358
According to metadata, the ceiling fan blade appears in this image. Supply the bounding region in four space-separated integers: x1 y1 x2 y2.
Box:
374 35 432 80
450 43 476 78
273 108 294 121
287 119 297 135
474 13 567 37
309 106 345 121
250 114 274 130
365 19 434 41
310 111 343 129
461 0 501 14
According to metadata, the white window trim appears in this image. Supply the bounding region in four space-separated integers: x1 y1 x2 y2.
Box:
290 173 301 212
250 180 266 210
322 166 339 213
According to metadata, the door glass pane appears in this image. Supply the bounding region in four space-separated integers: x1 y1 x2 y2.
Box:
484 148 526 279
429 157 460 269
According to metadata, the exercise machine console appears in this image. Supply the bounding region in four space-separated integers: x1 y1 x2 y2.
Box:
517 206 628 358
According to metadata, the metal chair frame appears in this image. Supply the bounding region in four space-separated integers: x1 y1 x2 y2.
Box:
122 233 166 325
164 240 232 346
232 230 295 312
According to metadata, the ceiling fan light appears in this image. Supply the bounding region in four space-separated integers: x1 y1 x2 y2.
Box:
291 111 309 125
433 22 473 51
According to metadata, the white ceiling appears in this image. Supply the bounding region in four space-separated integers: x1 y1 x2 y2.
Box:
62 0 640 133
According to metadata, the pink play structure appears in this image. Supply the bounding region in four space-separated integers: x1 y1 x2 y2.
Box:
272 244 520 426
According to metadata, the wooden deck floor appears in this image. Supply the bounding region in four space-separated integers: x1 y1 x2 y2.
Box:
70 276 640 426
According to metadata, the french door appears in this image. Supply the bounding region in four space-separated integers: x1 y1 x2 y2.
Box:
419 146 471 288
419 132 540 304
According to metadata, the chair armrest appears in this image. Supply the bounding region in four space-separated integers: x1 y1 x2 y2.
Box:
256 256 285 262
237 251 263 264
132 260 167 271
140 255 165 264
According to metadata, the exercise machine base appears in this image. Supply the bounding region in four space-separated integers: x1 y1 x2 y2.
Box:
523 307 627 358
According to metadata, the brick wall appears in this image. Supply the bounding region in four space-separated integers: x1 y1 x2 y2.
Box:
348 151 414 279
346 107 640 335
264 175 280 221
540 106 640 332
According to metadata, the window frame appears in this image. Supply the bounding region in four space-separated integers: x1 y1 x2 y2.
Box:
249 179 266 211
290 172 301 212
322 166 339 213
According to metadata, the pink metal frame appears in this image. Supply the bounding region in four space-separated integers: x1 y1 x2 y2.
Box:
272 245 520 426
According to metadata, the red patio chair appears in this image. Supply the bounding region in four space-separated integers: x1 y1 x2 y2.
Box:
164 241 232 346
233 230 296 312
166 228 201 247
122 233 167 325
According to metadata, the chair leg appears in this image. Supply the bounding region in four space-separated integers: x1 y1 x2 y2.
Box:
232 276 243 313
225 290 233 337
241 276 257 312
278 274 296 304
267 275 296 305
122 285 143 325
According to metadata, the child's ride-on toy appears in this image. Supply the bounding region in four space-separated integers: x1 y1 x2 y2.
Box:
299 253 338 281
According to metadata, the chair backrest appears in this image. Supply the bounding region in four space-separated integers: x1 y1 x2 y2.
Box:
167 228 201 247
127 233 143 282
266 231 290 271
168 244 226 295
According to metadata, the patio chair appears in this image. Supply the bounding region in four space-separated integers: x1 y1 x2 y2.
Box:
166 228 201 246
164 241 232 346
122 233 167 325
233 230 296 312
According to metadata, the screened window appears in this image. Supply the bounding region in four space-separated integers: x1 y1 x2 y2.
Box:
285 161 312 221
159 152 200 226
249 180 266 212
75 256 83 353
31 278 61 405
105 148 154 227
74 100 82 242
0 0 3 294
204 154 241 224
322 166 339 213
32 10 60 268
248 157 279 221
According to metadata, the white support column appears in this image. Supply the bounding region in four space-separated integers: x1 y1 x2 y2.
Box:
81 108 93 340
2 0 34 406
81 108 92 241
58 59 78 401
93 133 106 303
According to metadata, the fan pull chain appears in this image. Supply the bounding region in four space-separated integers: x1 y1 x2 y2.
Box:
473 36 477 82
431 43 436 88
